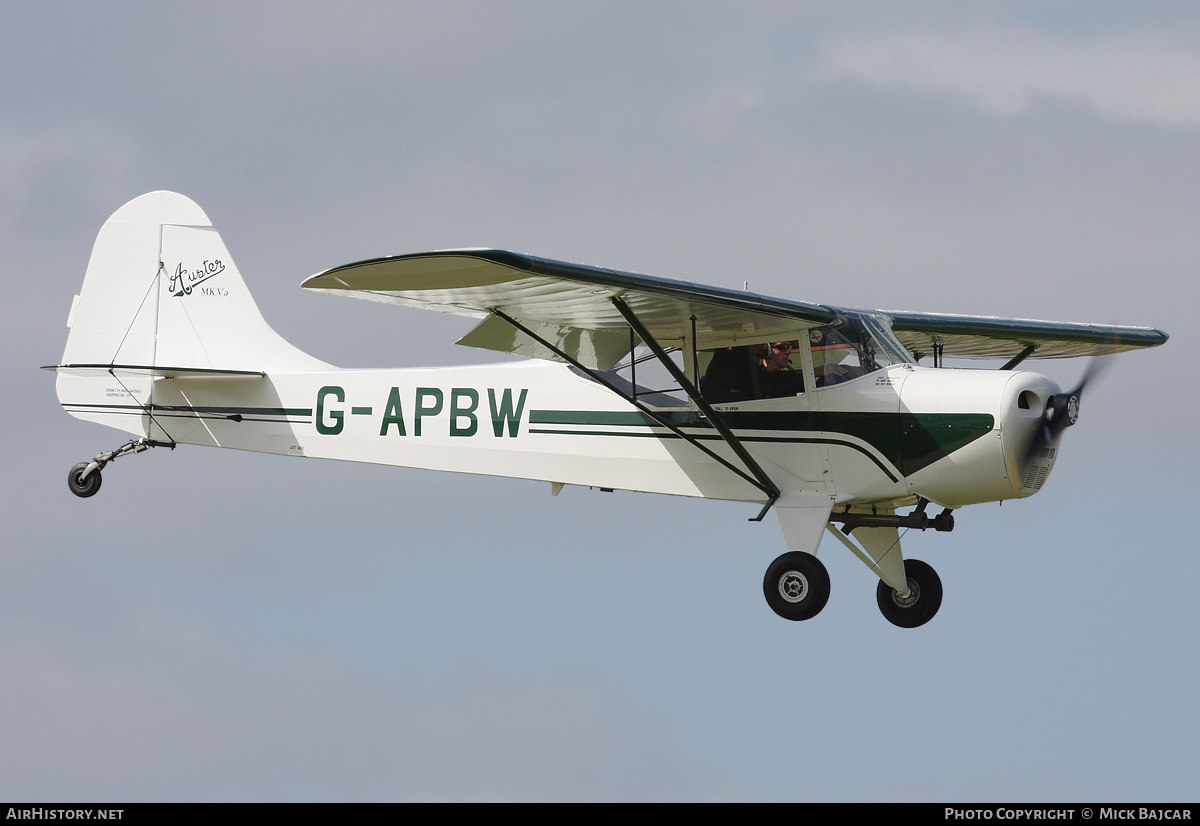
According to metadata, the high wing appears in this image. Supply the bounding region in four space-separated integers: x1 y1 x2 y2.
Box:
302 249 1168 368
302 250 838 370
886 310 1168 364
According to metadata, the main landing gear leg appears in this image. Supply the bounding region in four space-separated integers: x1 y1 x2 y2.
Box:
67 438 174 498
823 510 948 628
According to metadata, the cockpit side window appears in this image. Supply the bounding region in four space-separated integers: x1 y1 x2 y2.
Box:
698 340 805 403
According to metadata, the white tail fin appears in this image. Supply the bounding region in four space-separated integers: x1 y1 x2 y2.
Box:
55 191 327 435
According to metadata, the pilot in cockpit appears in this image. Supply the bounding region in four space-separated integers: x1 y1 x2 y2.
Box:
701 341 805 403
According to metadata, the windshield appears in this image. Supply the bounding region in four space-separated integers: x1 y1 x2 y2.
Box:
809 313 912 386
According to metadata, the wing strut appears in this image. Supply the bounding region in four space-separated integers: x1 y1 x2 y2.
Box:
1000 344 1037 371
609 297 781 519
491 308 780 519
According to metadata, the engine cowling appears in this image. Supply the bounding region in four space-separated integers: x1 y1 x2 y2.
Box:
899 368 1064 507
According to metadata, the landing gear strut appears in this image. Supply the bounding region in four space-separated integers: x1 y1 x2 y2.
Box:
66 438 174 498
763 552 831 621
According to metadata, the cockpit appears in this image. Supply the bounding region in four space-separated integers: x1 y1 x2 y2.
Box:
695 312 913 403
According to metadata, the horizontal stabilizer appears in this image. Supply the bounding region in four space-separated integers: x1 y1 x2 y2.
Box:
46 364 265 379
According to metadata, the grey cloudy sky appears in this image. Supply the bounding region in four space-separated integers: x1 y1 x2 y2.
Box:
2 1 1196 801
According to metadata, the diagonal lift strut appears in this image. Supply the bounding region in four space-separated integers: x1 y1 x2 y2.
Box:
491 301 781 520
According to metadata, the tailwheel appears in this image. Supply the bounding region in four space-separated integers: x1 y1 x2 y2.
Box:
877 558 942 628
67 462 102 498
65 438 174 499
763 552 830 621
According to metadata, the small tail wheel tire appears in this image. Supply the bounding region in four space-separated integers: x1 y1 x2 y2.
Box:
763 552 830 621
68 463 102 498
877 558 942 628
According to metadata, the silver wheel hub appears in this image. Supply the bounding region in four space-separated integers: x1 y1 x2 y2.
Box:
779 571 809 603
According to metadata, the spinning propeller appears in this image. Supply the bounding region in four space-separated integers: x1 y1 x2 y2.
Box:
1024 355 1111 464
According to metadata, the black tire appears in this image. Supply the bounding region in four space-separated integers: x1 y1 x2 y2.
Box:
68 462 102 498
763 552 830 621
876 558 942 628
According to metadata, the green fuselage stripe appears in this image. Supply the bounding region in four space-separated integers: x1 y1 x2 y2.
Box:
529 408 994 477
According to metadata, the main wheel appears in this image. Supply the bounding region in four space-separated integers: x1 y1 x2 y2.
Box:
68 462 102 498
763 552 830 621
877 558 942 628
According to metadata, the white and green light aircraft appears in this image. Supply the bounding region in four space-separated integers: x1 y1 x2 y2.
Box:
48 192 1168 627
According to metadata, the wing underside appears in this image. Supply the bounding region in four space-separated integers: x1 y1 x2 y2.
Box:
303 250 838 370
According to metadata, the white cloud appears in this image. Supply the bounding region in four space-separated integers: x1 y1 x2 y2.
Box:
813 25 1200 127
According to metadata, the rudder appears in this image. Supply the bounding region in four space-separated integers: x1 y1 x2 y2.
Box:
55 191 327 436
